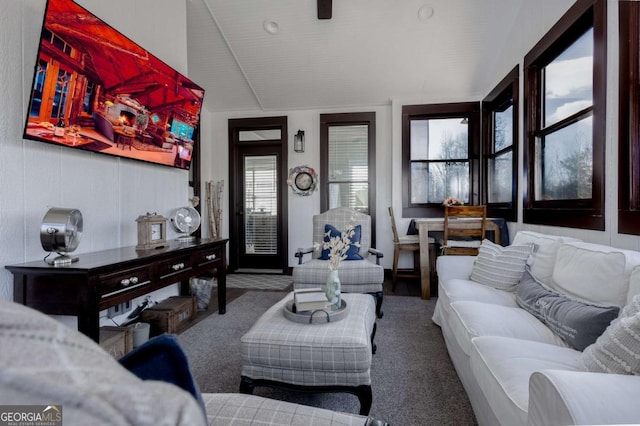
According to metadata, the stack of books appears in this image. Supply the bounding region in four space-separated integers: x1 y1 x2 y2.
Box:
293 288 328 312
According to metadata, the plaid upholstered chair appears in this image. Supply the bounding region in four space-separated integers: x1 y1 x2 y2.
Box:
293 207 384 318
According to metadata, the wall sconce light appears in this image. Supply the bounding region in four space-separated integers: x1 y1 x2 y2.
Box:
294 130 305 153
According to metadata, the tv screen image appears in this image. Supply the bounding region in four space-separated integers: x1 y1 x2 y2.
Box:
24 0 205 170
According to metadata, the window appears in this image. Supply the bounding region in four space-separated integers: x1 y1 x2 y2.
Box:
42 29 75 58
402 102 480 217
82 81 96 114
320 112 376 239
27 55 75 123
482 66 519 221
523 0 606 230
619 1 640 235
170 118 195 140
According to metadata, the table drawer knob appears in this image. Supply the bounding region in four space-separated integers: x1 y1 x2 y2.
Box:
172 263 185 271
120 276 138 287
206 254 216 260
120 276 140 286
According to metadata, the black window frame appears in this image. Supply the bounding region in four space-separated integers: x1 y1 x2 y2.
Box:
523 0 606 230
482 65 519 222
619 1 640 235
401 102 481 218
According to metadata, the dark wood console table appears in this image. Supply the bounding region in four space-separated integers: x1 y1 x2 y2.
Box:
6 238 228 342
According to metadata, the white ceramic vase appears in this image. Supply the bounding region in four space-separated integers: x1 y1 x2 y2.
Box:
324 269 341 310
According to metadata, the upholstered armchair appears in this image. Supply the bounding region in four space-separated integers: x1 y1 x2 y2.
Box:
293 207 384 318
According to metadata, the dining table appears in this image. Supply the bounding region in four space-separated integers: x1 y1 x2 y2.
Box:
413 218 506 299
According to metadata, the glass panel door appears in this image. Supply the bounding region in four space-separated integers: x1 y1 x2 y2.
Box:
228 116 287 273
244 155 278 256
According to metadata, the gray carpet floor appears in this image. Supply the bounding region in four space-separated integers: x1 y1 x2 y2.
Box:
179 291 476 426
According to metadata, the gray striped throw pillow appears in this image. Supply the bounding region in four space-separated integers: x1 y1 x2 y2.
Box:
469 239 534 291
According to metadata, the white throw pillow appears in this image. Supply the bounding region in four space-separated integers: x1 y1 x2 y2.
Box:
552 243 628 307
582 298 640 375
469 239 534 292
511 231 581 284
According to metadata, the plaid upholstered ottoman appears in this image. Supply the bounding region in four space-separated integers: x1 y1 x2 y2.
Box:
239 293 377 415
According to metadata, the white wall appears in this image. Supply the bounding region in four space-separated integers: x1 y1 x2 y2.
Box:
201 105 397 268
0 0 194 320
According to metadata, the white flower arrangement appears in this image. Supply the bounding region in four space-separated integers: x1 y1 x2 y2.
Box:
314 220 359 271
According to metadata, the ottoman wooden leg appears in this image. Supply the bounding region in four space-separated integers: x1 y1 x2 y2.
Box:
356 385 373 415
372 291 384 318
239 375 255 394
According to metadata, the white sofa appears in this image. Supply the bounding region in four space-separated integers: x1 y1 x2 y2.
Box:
433 230 640 426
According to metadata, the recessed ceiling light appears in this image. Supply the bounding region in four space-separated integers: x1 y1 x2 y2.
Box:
263 20 280 35
417 5 434 21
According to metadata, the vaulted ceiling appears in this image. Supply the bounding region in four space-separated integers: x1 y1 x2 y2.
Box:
186 0 527 112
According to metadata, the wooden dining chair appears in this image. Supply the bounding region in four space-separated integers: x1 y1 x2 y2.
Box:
441 205 486 256
388 207 436 291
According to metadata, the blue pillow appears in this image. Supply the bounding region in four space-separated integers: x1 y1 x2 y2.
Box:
119 334 206 422
320 224 363 260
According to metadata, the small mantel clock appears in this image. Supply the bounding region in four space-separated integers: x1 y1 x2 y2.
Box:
136 213 168 250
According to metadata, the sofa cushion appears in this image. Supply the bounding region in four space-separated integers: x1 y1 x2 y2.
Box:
511 231 581 283
551 242 632 307
516 270 620 351
320 224 363 260
469 239 534 291
435 254 476 283
432 278 518 327
582 297 640 375
448 301 567 356
470 336 583 426
441 278 518 308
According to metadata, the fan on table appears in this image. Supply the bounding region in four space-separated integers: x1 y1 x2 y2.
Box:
40 207 83 266
170 206 201 241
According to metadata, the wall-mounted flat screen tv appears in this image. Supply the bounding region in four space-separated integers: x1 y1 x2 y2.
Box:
24 0 205 170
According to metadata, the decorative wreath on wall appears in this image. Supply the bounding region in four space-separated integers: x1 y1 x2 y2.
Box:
287 165 318 196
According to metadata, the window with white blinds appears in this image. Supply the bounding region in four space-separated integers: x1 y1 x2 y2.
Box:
328 125 369 213
244 155 278 255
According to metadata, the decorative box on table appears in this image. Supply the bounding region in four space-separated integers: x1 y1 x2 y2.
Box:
99 326 133 358
140 296 197 336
